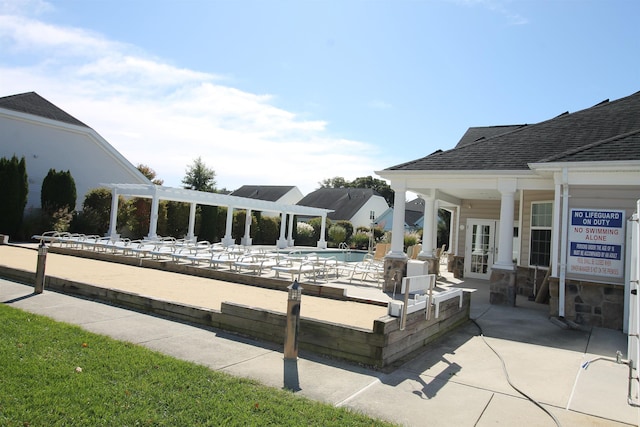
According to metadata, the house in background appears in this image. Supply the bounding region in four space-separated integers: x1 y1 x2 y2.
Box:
376 90 640 331
230 185 303 217
297 187 389 229
0 92 149 212
375 198 425 233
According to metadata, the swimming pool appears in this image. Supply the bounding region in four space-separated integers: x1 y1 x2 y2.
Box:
286 248 369 263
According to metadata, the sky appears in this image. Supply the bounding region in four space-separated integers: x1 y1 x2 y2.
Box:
1 0 639 195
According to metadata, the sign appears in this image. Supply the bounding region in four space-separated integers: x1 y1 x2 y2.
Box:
568 209 625 278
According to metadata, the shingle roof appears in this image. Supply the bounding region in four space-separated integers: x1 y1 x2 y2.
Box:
387 90 640 171
230 185 296 202
0 92 88 127
537 129 640 163
297 188 379 221
455 125 527 148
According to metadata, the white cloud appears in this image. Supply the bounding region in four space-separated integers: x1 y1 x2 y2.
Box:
0 10 384 195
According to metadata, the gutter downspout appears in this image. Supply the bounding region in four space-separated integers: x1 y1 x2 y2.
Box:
558 168 569 318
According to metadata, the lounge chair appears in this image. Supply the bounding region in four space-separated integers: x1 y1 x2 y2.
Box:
271 257 317 282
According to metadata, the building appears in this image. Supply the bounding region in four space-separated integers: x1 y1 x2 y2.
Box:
297 187 389 229
230 185 303 216
376 90 640 330
374 198 426 232
0 92 149 212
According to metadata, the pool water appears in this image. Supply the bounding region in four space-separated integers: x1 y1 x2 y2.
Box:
288 249 369 263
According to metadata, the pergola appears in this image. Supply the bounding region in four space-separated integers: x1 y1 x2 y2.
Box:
102 184 333 249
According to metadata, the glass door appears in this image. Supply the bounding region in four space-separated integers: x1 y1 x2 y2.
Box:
465 219 498 280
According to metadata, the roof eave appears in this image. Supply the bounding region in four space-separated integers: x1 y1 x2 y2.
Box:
529 160 640 172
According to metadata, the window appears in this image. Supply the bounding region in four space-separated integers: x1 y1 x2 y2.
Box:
530 202 552 267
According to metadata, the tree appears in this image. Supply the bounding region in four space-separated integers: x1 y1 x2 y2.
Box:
70 188 113 235
319 175 394 205
182 157 216 192
41 169 76 215
137 164 164 185
0 155 28 237
319 177 349 189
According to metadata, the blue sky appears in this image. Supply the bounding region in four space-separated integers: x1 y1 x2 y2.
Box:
1 0 638 194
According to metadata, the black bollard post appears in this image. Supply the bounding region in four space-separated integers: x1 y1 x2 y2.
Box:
283 280 302 391
34 242 48 294
284 280 302 359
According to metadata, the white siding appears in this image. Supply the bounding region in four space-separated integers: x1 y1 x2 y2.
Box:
0 112 149 211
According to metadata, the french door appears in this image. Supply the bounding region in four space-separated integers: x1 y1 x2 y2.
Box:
465 219 499 280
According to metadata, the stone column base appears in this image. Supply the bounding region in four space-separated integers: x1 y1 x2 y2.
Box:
453 256 464 279
383 257 408 293
490 268 517 306
416 256 439 276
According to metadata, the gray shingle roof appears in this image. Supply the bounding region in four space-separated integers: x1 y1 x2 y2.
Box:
230 185 295 202
538 129 640 163
455 125 527 148
387 90 640 171
0 92 89 128
297 188 378 221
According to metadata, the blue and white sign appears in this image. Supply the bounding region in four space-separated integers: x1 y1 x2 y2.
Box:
568 209 625 278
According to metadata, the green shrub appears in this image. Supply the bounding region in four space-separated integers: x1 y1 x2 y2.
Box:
328 224 347 247
308 217 331 242
0 155 28 238
255 215 279 244
41 169 76 215
296 222 315 246
197 205 220 243
334 220 353 242
70 188 112 235
350 231 370 249
165 201 189 238
404 232 421 252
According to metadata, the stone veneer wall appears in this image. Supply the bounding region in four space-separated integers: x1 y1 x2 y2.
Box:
452 256 464 279
489 268 517 306
549 278 625 330
515 266 550 298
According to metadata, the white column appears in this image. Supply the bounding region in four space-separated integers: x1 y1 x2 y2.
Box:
317 213 327 249
222 206 235 247
147 187 159 240
551 174 562 278
241 209 253 246
494 179 516 270
277 212 288 249
558 168 569 317
186 202 197 242
389 182 407 257
287 212 295 246
107 188 119 239
419 195 436 258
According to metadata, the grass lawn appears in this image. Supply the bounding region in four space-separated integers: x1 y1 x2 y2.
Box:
0 304 394 426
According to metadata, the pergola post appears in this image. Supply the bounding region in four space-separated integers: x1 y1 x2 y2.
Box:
317 213 327 249
287 212 295 247
186 202 197 242
241 209 253 246
277 212 288 249
146 187 159 240
107 187 119 240
222 206 235 247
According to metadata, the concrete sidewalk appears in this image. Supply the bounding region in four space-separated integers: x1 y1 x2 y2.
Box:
1 247 639 426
